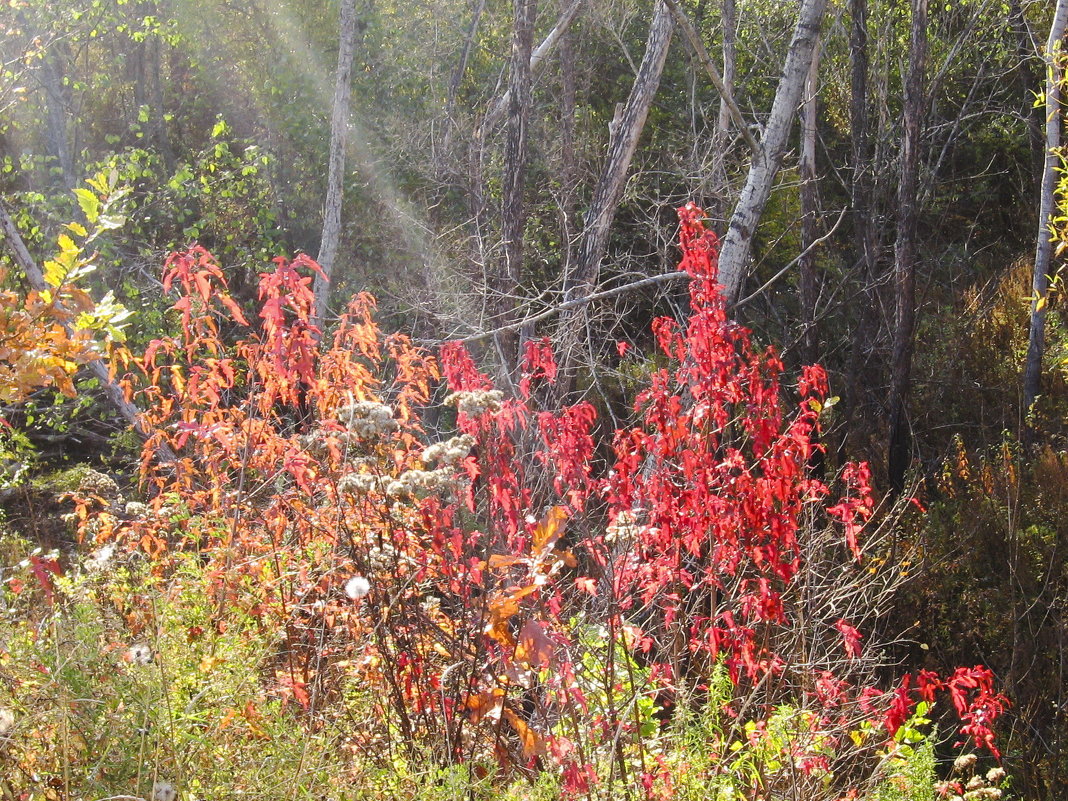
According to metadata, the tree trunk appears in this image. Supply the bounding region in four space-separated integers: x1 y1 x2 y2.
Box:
1022 0 1068 441
798 36 821 366
438 0 487 172
663 0 755 153
1009 0 1044 188
40 46 75 189
482 0 585 133
712 0 737 221
716 0 828 301
314 0 359 328
718 0 737 137
558 0 578 280
447 0 487 115
841 0 876 451
554 0 675 393
887 0 928 493
496 0 538 369
149 33 175 174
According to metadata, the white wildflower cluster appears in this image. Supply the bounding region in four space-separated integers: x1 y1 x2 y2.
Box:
388 468 456 498
421 434 475 467
337 400 399 439
963 789 1002 801
337 466 457 499
945 753 1005 801
297 401 399 459
78 468 121 500
444 390 503 417
84 542 117 573
124 501 149 518
127 643 154 665
337 473 384 495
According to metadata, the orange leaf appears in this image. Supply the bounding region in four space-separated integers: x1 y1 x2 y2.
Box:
485 584 537 646
533 505 568 552
488 554 525 569
504 708 544 760
464 689 504 724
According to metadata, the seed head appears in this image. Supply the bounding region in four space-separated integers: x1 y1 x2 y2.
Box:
344 576 371 600
127 643 154 665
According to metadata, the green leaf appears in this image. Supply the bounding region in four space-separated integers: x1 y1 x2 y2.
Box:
66 222 88 238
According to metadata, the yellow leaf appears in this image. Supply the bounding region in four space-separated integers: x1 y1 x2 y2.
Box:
200 655 225 673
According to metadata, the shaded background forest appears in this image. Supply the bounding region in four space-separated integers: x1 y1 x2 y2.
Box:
3 0 1068 796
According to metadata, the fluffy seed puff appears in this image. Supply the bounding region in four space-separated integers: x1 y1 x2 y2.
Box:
345 575 371 600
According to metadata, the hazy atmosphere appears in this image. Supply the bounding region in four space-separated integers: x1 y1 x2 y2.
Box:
1 1 1066 799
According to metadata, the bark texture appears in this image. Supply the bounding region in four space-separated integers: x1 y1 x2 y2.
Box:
1023 0 1068 439
841 0 877 451
314 0 359 327
887 0 928 493
497 0 539 368
798 37 821 366
483 0 585 132
716 0 828 301
554 0 675 392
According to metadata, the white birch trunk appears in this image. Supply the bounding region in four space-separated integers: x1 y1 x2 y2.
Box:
314 0 359 327
1023 0 1068 428
716 0 828 301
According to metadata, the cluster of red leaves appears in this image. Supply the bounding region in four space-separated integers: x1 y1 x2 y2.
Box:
80 207 1007 794
600 204 876 686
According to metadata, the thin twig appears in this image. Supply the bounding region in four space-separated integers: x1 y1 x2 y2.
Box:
733 206 848 310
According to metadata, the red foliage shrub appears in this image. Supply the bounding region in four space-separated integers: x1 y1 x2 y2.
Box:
83 205 1006 794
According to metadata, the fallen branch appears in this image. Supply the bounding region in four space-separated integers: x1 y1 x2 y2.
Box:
661 0 758 152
